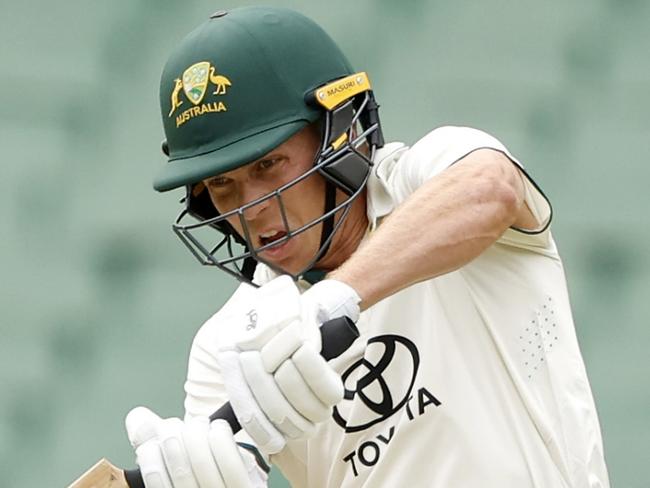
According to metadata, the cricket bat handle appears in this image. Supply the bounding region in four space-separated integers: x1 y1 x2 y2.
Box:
123 316 359 488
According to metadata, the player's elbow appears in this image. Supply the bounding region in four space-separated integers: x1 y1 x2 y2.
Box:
467 150 524 228
492 174 522 226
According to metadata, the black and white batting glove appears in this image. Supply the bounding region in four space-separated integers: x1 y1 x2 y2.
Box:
217 275 360 454
125 406 268 488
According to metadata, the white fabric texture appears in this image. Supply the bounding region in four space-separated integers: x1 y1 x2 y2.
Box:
184 126 609 487
125 407 267 488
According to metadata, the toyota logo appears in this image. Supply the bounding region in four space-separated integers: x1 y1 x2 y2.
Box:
333 334 420 432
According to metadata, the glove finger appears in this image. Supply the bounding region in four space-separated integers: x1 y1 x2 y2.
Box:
157 418 199 488
209 420 256 488
218 350 286 454
259 320 303 372
292 343 344 406
134 440 174 488
240 350 315 439
125 406 162 449
182 417 226 488
275 359 330 423
242 453 270 488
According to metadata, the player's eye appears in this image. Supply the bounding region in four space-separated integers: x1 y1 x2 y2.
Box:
257 157 283 171
205 177 235 199
206 176 231 188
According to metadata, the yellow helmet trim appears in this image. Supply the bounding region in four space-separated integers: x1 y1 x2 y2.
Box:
314 72 372 110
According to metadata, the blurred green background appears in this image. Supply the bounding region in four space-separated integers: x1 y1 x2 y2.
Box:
1 1 648 486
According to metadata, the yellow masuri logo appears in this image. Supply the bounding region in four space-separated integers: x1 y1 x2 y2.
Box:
169 61 232 124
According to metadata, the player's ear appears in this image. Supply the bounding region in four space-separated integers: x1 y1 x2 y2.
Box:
187 182 218 220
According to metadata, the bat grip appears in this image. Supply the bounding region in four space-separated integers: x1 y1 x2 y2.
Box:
125 316 359 488
208 402 239 431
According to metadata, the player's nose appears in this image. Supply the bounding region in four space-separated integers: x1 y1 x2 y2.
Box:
240 185 272 221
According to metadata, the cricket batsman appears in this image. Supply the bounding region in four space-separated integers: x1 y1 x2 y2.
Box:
124 6 610 487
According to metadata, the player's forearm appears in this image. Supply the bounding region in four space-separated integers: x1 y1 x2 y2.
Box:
329 150 525 310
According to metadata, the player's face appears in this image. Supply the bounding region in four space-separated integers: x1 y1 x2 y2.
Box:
202 126 327 274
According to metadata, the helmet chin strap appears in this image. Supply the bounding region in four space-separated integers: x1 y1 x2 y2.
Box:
303 180 337 281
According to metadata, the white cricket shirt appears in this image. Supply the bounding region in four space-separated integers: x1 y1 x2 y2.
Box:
184 126 610 487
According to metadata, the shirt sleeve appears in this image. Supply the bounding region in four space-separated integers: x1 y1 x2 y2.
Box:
370 126 553 252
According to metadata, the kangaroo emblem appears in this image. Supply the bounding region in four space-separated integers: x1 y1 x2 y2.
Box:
169 78 184 116
209 66 232 95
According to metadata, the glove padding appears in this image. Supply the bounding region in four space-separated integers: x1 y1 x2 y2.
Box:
125 406 268 488
217 276 360 454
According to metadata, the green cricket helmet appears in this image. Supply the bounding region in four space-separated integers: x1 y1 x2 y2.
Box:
155 6 384 283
